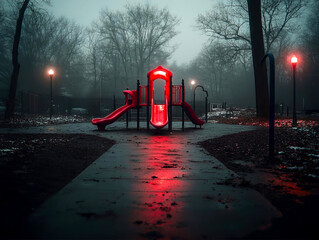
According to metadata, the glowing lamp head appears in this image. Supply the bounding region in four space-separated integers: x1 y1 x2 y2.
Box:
191 80 196 85
48 69 54 76
291 56 298 64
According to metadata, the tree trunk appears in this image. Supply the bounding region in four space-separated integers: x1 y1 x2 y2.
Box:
247 0 269 118
5 0 30 120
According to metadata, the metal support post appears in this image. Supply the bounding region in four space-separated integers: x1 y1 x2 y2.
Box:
169 76 173 131
126 88 129 129
292 66 297 126
50 75 53 119
137 80 140 130
147 78 150 130
182 79 185 131
205 96 208 123
261 53 275 162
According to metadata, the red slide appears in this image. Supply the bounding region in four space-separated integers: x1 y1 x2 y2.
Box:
150 98 169 129
92 90 137 130
183 101 205 126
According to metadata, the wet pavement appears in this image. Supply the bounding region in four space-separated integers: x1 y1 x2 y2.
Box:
1 122 281 239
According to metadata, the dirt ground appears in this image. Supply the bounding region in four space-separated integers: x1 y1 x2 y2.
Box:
0 133 114 239
201 121 319 239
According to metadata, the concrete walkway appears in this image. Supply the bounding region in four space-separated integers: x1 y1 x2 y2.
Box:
2 122 281 239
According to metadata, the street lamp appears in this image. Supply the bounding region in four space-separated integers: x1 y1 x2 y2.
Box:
48 69 54 119
190 80 196 108
291 55 298 126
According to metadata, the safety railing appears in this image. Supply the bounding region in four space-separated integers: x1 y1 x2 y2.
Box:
139 85 148 106
172 85 182 105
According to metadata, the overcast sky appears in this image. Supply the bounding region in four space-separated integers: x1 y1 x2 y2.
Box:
49 0 216 65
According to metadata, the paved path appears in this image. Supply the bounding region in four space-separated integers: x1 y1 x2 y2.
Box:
2 122 281 239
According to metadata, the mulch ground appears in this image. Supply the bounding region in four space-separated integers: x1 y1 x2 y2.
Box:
201 120 319 239
0 133 114 239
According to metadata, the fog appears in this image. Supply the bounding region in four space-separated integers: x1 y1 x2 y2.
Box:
0 0 318 116
49 0 212 65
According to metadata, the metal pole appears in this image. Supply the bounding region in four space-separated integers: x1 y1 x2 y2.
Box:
100 74 102 115
50 75 53 119
137 80 140 130
169 76 172 131
269 54 275 162
205 96 208 123
193 87 196 112
147 78 149 130
292 66 297 126
182 79 185 131
20 91 23 115
261 53 275 162
126 87 129 129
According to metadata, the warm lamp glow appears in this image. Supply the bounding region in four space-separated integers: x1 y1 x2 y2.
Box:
48 69 54 76
291 56 298 64
191 80 196 85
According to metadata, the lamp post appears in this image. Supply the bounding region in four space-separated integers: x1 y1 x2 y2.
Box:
48 69 54 119
190 80 196 109
291 55 298 126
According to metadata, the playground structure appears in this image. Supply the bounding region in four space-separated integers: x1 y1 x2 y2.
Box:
92 66 205 130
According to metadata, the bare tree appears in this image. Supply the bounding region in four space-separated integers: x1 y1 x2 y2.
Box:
13 10 84 97
96 4 179 86
247 0 269 117
197 0 306 52
302 1 319 57
0 3 11 89
126 4 179 78
5 0 30 120
4 0 54 119
197 0 305 117
97 9 133 87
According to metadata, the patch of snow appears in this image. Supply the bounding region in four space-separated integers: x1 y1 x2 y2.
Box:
208 120 218 124
288 146 316 151
0 149 14 152
286 166 303 170
308 174 318 179
278 151 285 154
308 154 319 158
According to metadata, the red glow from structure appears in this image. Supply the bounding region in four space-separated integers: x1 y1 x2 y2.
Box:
153 70 167 78
92 65 204 130
148 66 172 129
130 136 189 237
147 66 172 82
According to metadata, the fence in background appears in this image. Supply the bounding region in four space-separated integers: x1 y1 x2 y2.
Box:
1 91 208 120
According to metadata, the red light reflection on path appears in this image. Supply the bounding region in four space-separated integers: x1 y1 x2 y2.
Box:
130 135 190 238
